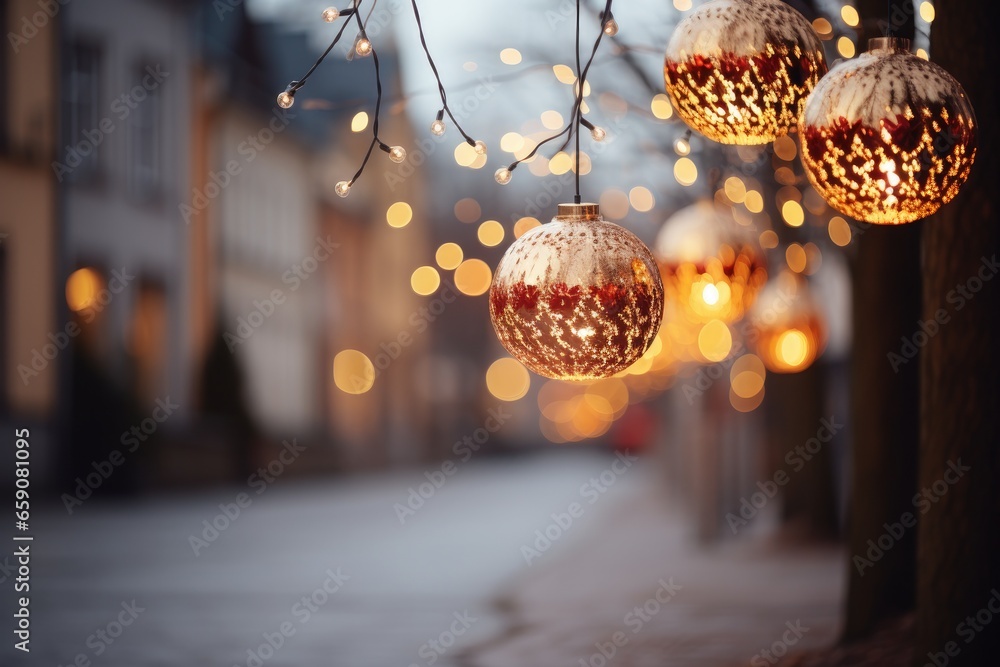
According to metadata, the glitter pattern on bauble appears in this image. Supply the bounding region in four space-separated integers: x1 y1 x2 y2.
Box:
489 204 664 381
663 0 827 145
799 38 977 225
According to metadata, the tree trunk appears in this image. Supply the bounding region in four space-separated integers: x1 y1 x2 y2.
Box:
768 364 838 540
843 225 921 642
915 1 1000 664
841 0 920 643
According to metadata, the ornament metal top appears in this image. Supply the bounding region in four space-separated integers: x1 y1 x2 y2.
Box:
663 0 827 145
799 37 977 225
489 203 664 381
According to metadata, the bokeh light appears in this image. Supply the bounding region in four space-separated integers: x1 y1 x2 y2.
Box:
486 357 531 401
410 266 441 296
66 267 103 313
454 259 492 296
333 350 375 394
386 202 413 228
477 220 505 247
435 242 464 270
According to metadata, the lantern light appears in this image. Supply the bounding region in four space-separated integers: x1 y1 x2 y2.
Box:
750 271 826 373
654 201 768 324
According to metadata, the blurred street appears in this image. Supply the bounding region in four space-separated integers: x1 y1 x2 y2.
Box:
9 449 841 667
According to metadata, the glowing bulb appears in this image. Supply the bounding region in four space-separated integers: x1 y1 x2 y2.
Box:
335 181 351 198
474 140 487 156
603 18 619 36
495 167 512 185
276 91 294 109
702 283 720 306
591 126 607 142
389 145 406 163
430 119 446 136
355 37 372 57
322 7 340 22
673 136 690 156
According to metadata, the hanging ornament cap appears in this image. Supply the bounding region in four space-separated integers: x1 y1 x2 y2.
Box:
556 202 601 220
868 36 910 53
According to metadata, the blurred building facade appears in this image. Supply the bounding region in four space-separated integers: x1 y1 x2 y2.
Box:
1 0 59 481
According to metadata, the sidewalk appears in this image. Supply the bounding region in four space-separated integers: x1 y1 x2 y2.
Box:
461 468 844 667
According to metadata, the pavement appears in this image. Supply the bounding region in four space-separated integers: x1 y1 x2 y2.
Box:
2 449 843 666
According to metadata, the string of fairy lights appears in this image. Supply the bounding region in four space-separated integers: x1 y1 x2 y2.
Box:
286 1 970 441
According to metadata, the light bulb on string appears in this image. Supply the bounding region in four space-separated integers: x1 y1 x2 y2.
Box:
430 119 446 136
276 91 294 109
663 0 827 144
322 7 340 22
335 181 351 198
674 134 691 156
591 126 607 142
799 37 977 224
603 18 619 36
474 140 488 156
495 167 512 185
355 36 372 57
389 146 407 163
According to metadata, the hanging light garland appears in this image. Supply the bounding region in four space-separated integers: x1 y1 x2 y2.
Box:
277 1 488 197
663 0 827 145
799 36 977 224
489 0 664 381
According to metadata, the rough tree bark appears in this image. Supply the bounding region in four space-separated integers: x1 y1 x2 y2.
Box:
841 0 919 643
915 1 1000 664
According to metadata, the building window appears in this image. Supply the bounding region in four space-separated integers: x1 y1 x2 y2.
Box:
63 41 102 182
126 62 162 202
